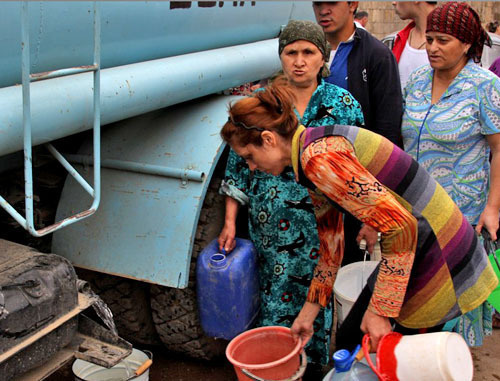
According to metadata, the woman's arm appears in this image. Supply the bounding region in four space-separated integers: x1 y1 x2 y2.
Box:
218 149 251 252
290 301 321 348
476 74 500 240
305 190 344 307
290 189 343 347
301 136 418 346
218 196 239 252
476 133 500 240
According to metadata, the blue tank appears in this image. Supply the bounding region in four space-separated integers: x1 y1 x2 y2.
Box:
0 1 314 88
1 1 315 288
196 238 259 340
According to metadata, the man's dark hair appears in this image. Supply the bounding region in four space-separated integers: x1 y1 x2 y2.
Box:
354 10 368 20
487 20 499 33
426 2 438 4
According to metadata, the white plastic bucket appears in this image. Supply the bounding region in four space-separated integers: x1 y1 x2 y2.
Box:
394 332 473 381
333 261 379 325
362 332 473 381
72 348 151 381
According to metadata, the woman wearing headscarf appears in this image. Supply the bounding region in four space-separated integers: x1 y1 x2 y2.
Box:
401 2 500 345
218 20 364 375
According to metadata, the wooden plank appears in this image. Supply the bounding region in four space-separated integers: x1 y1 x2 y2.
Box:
0 293 93 364
13 340 78 381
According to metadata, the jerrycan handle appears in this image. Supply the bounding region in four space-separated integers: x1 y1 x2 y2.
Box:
362 334 386 381
481 228 500 269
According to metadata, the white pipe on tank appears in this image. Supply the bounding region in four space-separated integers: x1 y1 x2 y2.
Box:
0 39 280 157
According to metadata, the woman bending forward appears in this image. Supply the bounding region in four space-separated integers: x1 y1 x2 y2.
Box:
221 79 498 351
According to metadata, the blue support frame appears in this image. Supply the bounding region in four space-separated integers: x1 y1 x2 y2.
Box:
0 1 102 237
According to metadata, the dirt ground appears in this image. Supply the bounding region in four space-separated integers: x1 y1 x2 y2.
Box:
470 329 500 381
47 328 499 380
147 330 500 381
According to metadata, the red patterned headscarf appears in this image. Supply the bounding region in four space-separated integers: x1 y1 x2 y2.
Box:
426 2 492 63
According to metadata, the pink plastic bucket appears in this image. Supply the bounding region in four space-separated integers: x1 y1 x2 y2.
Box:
226 326 306 381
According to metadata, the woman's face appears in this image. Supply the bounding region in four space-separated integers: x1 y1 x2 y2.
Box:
280 40 324 88
426 32 471 71
231 131 290 176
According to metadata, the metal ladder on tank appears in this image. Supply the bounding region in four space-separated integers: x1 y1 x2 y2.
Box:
0 1 101 237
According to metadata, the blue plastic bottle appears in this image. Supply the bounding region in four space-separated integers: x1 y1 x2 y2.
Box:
323 346 378 381
196 238 260 340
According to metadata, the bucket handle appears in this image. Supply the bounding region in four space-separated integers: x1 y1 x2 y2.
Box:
362 334 387 381
241 349 307 381
134 350 153 377
482 228 500 269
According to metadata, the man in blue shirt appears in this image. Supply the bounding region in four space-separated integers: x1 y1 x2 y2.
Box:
313 1 403 265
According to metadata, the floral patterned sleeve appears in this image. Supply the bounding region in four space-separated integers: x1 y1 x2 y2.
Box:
306 190 344 307
301 136 418 317
220 148 250 205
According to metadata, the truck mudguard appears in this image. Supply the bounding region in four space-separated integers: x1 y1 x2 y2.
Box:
52 95 237 288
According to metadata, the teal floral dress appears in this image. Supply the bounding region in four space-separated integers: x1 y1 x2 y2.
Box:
221 79 364 365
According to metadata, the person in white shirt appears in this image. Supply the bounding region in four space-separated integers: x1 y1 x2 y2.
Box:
391 2 436 90
354 10 368 30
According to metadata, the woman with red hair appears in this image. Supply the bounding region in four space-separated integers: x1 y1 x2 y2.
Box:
220 79 497 351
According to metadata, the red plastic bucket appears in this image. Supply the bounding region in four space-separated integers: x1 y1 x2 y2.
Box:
226 326 306 381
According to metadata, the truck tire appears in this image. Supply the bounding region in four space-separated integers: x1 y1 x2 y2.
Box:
150 152 228 359
76 269 161 346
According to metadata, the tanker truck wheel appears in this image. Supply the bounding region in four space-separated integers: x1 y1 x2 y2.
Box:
150 153 229 359
76 269 161 346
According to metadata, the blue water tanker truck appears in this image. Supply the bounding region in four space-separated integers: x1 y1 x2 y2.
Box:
0 1 315 367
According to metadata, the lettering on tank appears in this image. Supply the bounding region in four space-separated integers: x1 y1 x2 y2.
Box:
170 1 256 9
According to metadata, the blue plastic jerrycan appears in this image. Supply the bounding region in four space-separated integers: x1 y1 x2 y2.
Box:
196 238 260 340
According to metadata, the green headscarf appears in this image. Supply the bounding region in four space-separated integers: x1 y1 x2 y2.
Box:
278 20 331 78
